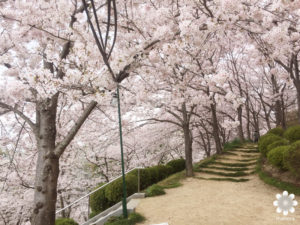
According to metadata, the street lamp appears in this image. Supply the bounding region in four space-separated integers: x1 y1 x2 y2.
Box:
111 84 128 218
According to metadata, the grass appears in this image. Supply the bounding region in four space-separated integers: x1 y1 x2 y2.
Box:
222 151 239 156
104 212 145 225
196 169 250 177
212 161 257 167
157 171 185 189
145 184 166 197
256 157 300 196
193 155 217 170
195 177 250 182
234 158 258 162
199 165 249 172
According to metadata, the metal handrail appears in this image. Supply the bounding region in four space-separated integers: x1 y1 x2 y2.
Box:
55 167 143 215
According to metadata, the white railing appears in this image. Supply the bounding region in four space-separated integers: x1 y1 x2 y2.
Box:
55 167 143 218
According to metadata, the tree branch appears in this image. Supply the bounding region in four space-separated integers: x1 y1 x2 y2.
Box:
54 101 97 157
0 102 36 132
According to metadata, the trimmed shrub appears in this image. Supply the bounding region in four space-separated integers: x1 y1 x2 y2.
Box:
90 159 183 218
129 169 151 190
258 134 282 156
268 127 284 137
55 218 78 225
144 166 160 184
284 125 300 143
154 165 173 181
283 141 300 177
267 146 290 170
145 184 166 197
267 139 289 152
89 183 112 216
105 174 138 203
166 158 186 173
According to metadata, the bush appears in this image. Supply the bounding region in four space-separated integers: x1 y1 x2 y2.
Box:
89 183 112 216
267 146 290 169
266 139 289 152
154 165 173 180
166 158 186 173
90 159 183 218
104 212 145 225
258 134 282 156
268 127 284 137
55 218 78 225
145 184 166 197
105 174 138 203
283 140 300 177
284 125 300 143
129 169 151 190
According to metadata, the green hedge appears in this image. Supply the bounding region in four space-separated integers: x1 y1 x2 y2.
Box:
166 158 186 173
90 159 185 217
268 127 284 137
284 125 300 143
55 218 78 225
258 134 282 156
266 139 289 152
283 141 300 177
267 146 289 170
90 183 113 214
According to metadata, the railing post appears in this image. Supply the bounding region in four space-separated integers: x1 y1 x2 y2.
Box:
138 168 140 193
87 196 90 220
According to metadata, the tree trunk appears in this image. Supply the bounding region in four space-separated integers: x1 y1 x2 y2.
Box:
237 106 244 141
183 125 193 177
182 103 193 177
297 89 300 124
245 97 251 140
31 97 59 225
210 103 222 154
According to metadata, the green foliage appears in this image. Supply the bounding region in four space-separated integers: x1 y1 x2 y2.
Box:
157 171 185 189
284 125 300 143
256 157 300 196
196 177 250 182
267 146 290 170
55 218 78 225
194 155 216 169
128 169 151 190
105 174 138 203
283 141 300 177
152 165 172 181
145 184 166 197
90 159 184 218
104 212 145 225
266 139 289 152
166 158 186 173
89 183 113 217
223 138 242 151
268 127 284 137
196 169 249 177
258 134 282 156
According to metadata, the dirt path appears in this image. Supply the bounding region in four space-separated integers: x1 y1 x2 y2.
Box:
136 145 300 225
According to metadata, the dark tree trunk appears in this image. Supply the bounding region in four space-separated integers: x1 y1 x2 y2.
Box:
210 103 222 154
30 98 97 225
237 106 244 141
245 96 251 140
182 103 194 177
32 97 59 225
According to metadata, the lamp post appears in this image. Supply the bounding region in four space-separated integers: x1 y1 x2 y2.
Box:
112 84 128 218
